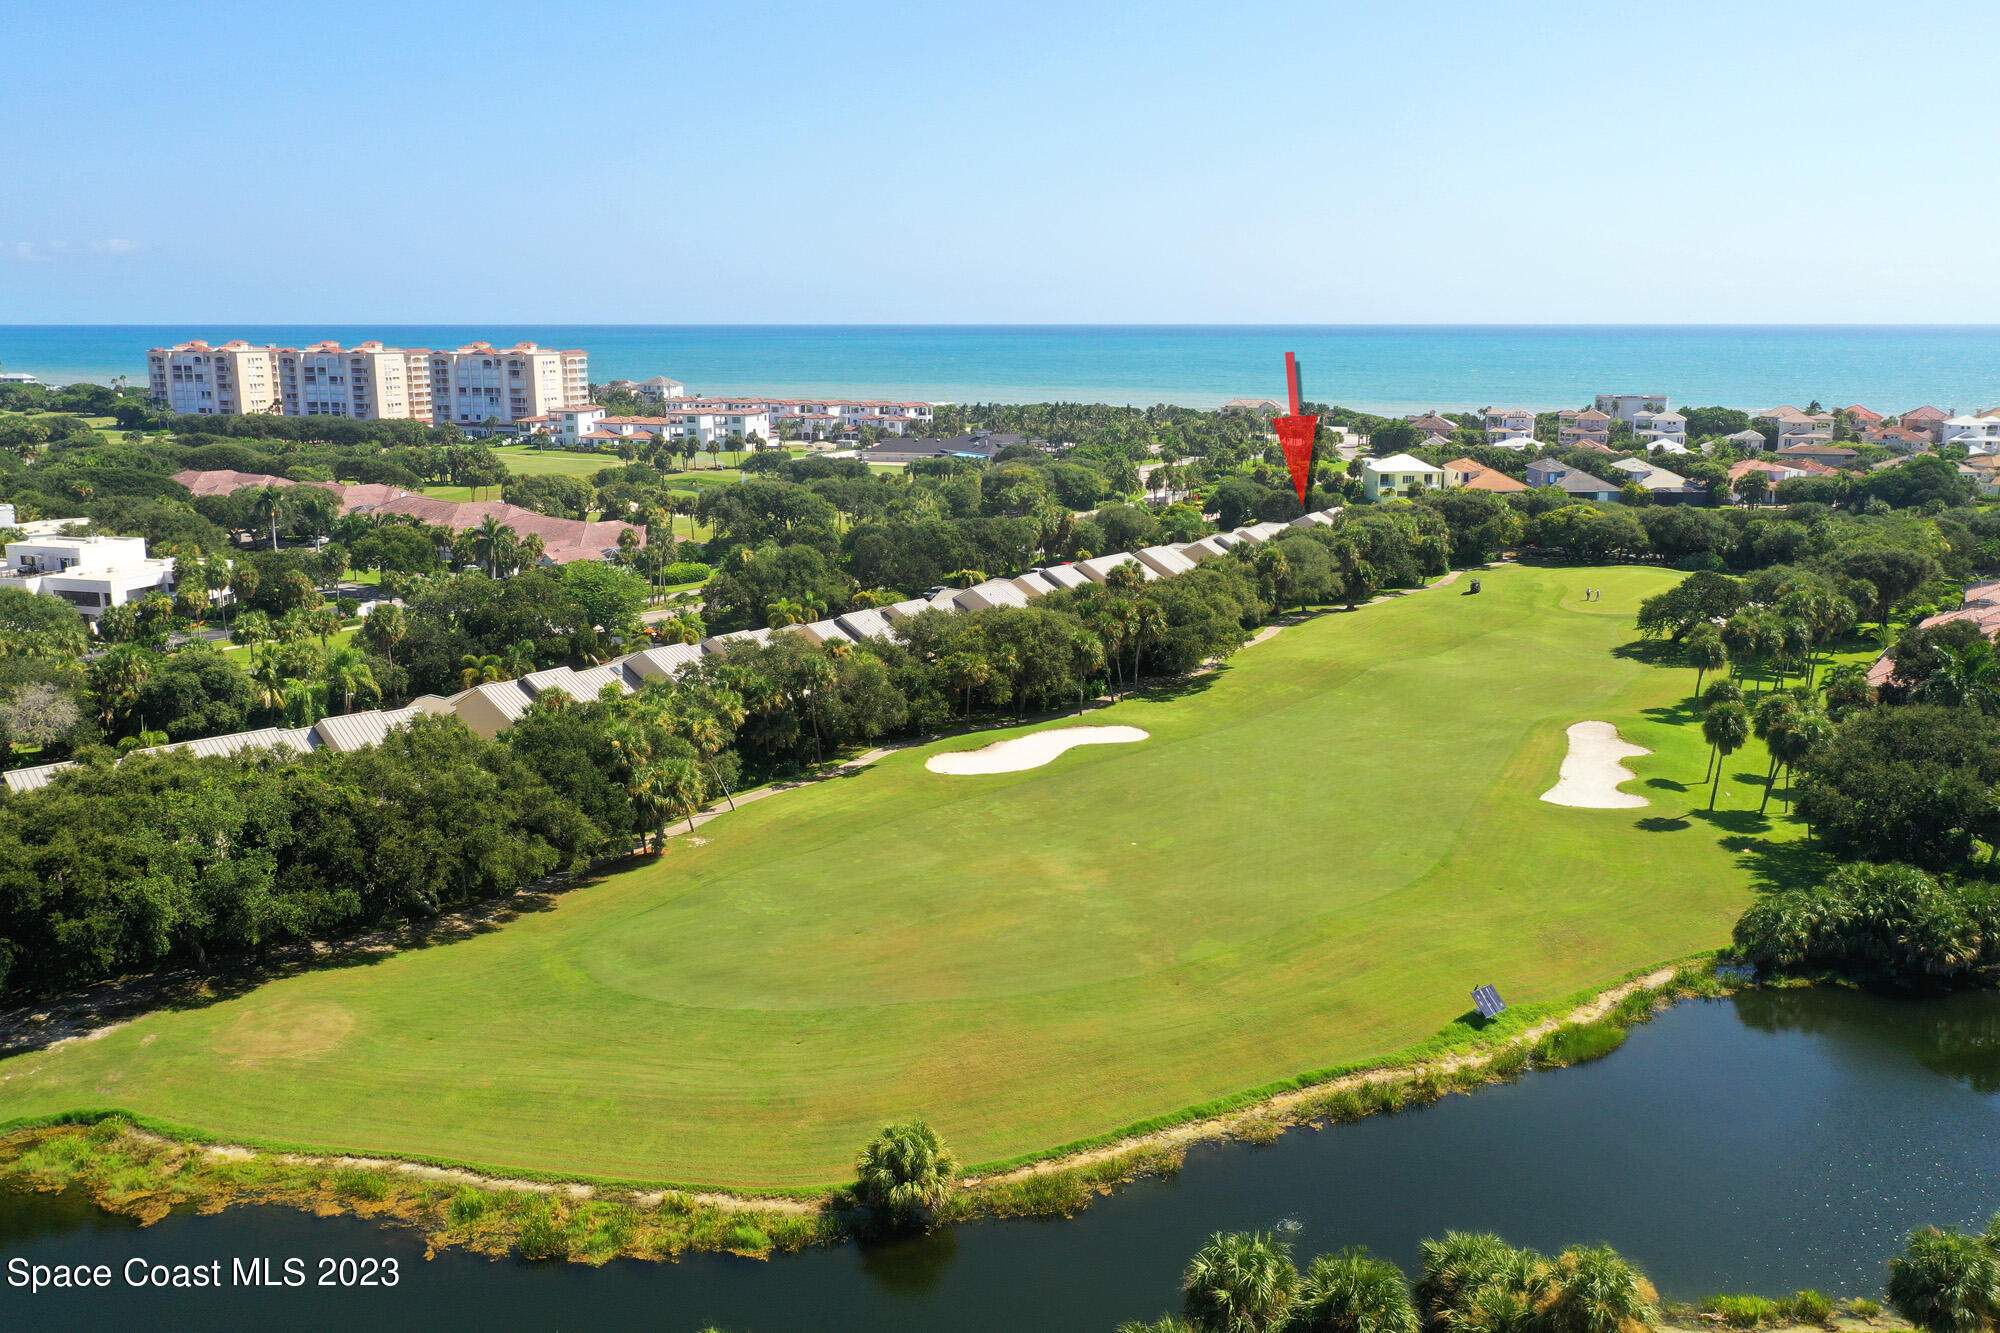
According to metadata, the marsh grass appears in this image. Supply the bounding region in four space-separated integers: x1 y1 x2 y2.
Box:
1706 1294 1783 1327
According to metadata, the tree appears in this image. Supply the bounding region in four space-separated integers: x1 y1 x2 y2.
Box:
360 604 409 666
1764 701 1829 815
1734 862 2000 987
1702 700 1751 810
1888 1225 2000 1333
1735 470 1771 508
320 646 381 714
1182 1232 1299 1333
0 681 81 748
1685 623 1728 699
471 515 514 579
1287 1248 1418 1333
1795 705 2000 870
1635 570 1746 642
1751 694 1800 815
247 485 290 551
1836 547 1942 638
1544 1243 1658 1333
854 1120 957 1230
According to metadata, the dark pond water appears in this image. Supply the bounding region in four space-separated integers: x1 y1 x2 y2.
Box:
3 987 1998 1332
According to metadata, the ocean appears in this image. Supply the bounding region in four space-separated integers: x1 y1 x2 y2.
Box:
3 325 1998 415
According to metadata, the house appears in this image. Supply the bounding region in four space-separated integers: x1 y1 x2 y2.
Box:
1609 458 1686 490
1442 458 1527 492
1481 406 1537 443
1720 428 1769 452
1860 425 1933 452
1632 411 1688 449
1958 455 2000 498
1941 415 2000 453
1776 441 1860 468
832 607 900 641
1076 552 1157 583
859 432 1025 465
1406 413 1459 436
1594 394 1668 423
1842 405 1884 431
1010 570 1062 598
1035 564 1094 591
1234 521 1292 543
954 579 1035 611
1557 409 1613 448
1867 583 2000 688
1361 453 1446 500
0 533 177 620
1218 398 1285 415
1727 458 1802 499
1899 405 1950 441
1133 545 1201 578
1754 406 1823 448
1525 459 1621 502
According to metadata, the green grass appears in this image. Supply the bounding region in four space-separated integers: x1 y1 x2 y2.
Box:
0 564 1800 1190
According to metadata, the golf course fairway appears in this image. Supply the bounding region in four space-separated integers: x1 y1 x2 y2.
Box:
0 563 1794 1190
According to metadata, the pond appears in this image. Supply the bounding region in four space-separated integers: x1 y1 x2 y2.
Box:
4 987 1998 1331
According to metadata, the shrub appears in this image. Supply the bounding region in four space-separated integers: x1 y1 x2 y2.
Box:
1784 1289 1835 1325
1704 1294 1779 1327
516 1201 570 1260
1887 1225 2000 1333
661 561 713 585
330 1167 387 1201
447 1187 491 1225
1532 1022 1627 1067
854 1120 958 1229
724 1222 771 1253
1848 1298 1883 1320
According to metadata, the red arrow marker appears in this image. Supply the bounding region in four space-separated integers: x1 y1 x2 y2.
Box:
1273 352 1318 506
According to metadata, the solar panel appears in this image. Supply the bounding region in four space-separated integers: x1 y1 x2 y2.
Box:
1472 985 1507 1020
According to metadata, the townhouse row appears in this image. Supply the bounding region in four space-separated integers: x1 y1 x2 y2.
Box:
1 512 1342 795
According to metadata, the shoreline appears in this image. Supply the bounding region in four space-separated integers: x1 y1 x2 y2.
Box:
0 958 1727 1262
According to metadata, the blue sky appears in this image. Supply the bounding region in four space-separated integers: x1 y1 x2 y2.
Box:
4 0 1997 323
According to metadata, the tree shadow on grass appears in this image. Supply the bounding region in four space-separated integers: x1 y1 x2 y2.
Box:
1645 778 1692 792
1611 639 1678 667
1636 815 1692 832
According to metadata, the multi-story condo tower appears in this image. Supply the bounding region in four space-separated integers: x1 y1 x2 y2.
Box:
146 340 281 415
148 338 588 427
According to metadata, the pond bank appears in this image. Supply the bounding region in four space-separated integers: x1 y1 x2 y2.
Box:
0 960 1722 1264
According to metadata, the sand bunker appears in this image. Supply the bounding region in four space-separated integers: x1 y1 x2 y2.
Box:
926 725 1150 775
1539 721 1651 809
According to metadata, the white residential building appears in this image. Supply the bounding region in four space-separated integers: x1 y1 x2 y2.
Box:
1594 394 1669 424
1632 411 1688 449
1941 415 2000 454
1 534 176 619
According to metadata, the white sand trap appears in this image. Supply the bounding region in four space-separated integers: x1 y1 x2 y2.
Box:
1540 721 1651 808
926 725 1150 775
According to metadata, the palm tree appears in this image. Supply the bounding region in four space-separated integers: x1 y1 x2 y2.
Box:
460 653 506 689
1684 622 1727 700
360 604 408 666
89 645 155 731
517 531 546 572
248 486 288 551
766 596 812 628
305 603 343 647
1920 639 2000 715
1703 700 1751 811
1131 598 1169 684
1887 1225 1999 1333
942 651 992 718
1415 1232 1524 1332
655 612 703 646
1767 703 1829 814
1543 1244 1658 1333
855 1120 959 1231
247 644 293 724
945 567 987 589
321 646 380 714
677 707 738 811
797 650 835 764
471 515 512 578
1287 1248 1418 1333
499 639 537 679
1182 1231 1299 1333
1751 694 1800 816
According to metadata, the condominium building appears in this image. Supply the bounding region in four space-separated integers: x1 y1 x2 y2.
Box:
430 342 590 429
1556 408 1613 447
147 338 590 427
275 341 432 419
1481 406 1537 443
146 340 281 415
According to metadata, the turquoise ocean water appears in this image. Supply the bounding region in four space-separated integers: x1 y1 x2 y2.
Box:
3 325 1997 414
